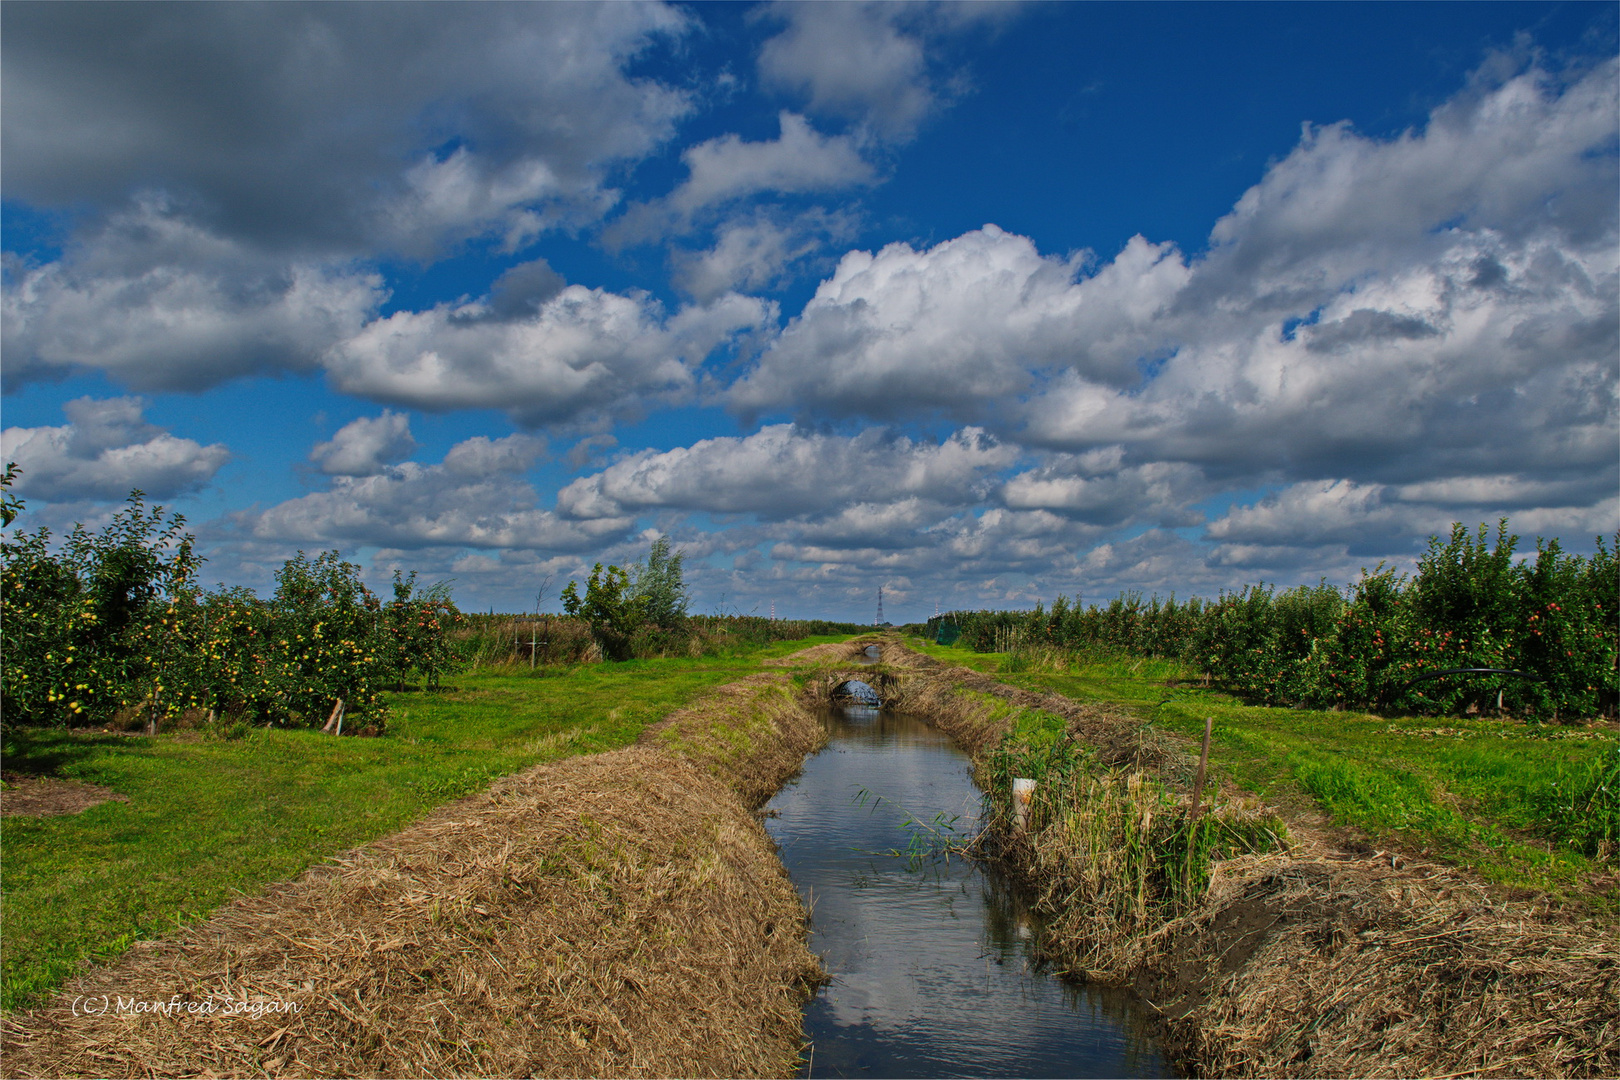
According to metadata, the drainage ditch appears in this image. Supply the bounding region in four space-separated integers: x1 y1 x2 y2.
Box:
767 702 1171 1078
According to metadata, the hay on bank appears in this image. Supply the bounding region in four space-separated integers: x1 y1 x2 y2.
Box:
1141 846 1620 1078
762 642 853 667
640 672 826 808
2 745 820 1079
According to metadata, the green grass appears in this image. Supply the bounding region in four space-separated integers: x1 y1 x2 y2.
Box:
0 636 850 1011
904 635 1618 906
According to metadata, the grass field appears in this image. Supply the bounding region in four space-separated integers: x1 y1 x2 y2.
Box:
0 636 847 1011
906 636 1618 908
7 630 1612 1012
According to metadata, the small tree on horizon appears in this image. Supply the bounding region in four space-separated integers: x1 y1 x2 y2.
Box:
632 535 688 628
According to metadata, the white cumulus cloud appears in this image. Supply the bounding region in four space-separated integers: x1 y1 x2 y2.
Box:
242 433 626 552
729 226 1189 422
2 198 384 392
322 288 772 429
309 412 417 477
1 396 230 500
754 2 1017 140
557 424 1017 521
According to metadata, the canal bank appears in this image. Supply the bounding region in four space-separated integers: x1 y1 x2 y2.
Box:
1 673 829 1079
849 639 1619 1079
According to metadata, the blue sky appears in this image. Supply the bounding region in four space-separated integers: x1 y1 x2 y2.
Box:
3 1 1616 622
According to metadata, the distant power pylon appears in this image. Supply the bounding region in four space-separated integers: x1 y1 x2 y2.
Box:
875 585 885 626
770 600 775 621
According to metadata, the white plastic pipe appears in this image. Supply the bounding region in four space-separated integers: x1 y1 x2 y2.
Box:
1012 778 1037 828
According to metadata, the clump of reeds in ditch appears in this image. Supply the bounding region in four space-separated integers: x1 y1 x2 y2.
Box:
979 712 1288 981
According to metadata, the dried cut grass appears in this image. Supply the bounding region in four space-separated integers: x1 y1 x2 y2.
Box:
881 642 1620 1079
761 642 849 667
4 688 824 1078
762 639 873 667
1140 841 1620 1078
641 673 827 808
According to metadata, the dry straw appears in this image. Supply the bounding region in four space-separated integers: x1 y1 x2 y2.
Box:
3 674 827 1078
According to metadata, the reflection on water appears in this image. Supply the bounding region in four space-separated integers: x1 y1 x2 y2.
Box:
766 706 1171 1079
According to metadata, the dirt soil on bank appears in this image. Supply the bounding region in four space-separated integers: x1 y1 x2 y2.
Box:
884 644 1620 1079
2 673 826 1079
0 774 129 818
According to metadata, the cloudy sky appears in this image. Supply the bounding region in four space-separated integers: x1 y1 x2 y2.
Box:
3 2 1616 622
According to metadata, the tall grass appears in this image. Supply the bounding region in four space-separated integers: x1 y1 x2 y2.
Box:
1539 740 1620 861
453 612 871 669
971 695 1288 974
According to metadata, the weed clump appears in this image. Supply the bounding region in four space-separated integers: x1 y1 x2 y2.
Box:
969 693 1289 977
1539 739 1620 860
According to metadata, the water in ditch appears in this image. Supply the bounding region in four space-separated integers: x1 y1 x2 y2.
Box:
765 704 1172 1079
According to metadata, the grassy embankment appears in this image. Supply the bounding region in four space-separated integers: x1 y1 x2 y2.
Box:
890 636 1617 1078
906 635 1618 907
0 636 847 1012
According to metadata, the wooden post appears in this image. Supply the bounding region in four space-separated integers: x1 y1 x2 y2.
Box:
517 624 546 669
1182 716 1213 901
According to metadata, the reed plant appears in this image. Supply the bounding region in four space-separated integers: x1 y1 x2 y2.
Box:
977 697 1288 976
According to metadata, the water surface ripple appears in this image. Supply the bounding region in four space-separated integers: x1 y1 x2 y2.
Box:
765 705 1172 1079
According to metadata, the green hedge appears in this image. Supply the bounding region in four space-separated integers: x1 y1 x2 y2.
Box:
933 523 1618 720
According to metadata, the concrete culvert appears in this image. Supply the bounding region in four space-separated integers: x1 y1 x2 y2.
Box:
834 679 881 705
864 645 881 658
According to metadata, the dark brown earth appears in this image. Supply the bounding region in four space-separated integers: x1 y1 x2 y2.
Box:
0 774 129 818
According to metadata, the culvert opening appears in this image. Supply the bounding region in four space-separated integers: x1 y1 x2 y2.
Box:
832 679 881 705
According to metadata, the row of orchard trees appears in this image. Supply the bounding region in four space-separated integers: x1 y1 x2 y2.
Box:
1 474 462 732
934 523 1618 721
